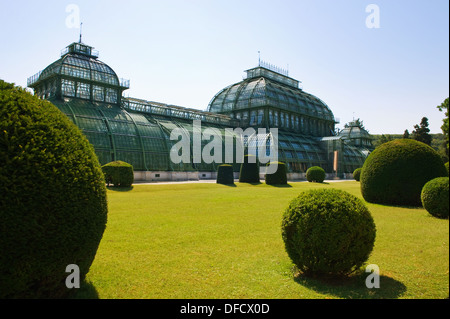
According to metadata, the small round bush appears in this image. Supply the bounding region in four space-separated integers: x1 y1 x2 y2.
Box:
306 166 326 183
102 160 134 187
217 164 234 185
361 139 447 206
281 189 376 277
239 154 260 183
421 177 449 219
353 168 362 182
0 81 107 298
265 161 287 185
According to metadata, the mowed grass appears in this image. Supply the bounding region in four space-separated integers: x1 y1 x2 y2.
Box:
78 181 449 299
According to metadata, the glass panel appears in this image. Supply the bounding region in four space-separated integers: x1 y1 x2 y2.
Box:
257 109 264 125
83 131 112 149
106 88 118 103
250 111 257 125
77 117 108 132
93 85 104 102
76 82 90 99
61 79 75 97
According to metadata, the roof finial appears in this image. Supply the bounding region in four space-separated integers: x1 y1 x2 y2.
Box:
258 51 261 66
79 22 83 43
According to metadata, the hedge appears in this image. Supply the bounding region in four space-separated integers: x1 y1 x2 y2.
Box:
360 139 447 206
217 164 234 185
421 177 449 219
306 166 326 183
102 160 134 187
0 80 107 298
281 189 376 276
353 168 362 182
265 161 287 185
239 154 260 183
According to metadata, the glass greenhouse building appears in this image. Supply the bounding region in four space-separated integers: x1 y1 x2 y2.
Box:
28 41 372 181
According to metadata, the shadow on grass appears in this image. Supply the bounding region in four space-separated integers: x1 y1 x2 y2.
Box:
239 182 263 185
217 183 237 187
70 280 100 299
307 181 330 185
106 186 134 192
266 184 293 188
294 271 407 299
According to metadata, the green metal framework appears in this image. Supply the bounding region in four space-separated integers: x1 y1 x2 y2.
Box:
207 66 336 136
27 41 372 175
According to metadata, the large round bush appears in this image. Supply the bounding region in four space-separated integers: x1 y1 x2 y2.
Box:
0 81 108 298
265 161 287 185
421 177 449 219
281 189 376 276
102 160 134 187
217 164 234 185
306 166 326 183
239 154 260 183
360 139 447 206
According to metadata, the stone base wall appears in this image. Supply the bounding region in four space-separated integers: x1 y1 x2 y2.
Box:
134 171 354 182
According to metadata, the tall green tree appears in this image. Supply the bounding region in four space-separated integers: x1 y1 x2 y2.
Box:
403 129 410 139
436 98 449 155
411 117 432 146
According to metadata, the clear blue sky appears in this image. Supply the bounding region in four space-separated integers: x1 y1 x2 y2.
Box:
1 0 448 134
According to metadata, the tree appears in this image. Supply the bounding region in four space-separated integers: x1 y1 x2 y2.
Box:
403 129 410 139
411 117 432 146
437 98 449 155
373 134 393 148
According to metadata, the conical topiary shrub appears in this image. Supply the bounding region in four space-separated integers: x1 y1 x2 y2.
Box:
217 164 235 185
265 161 288 185
239 154 260 183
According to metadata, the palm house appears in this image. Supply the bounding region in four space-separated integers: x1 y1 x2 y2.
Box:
27 41 372 181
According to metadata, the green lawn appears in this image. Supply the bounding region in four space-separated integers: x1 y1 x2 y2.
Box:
77 181 449 299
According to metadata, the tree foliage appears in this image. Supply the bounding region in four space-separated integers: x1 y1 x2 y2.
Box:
411 117 432 146
437 98 449 155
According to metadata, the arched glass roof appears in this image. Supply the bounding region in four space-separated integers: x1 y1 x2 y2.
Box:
27 42 128 89
35 53 118 87
207 67 335 123
338 125 372 140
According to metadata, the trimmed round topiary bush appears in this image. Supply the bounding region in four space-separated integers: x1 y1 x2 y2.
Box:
306 166 326 183
102 160 134 187
281 189 376 277
217 164 234 185
353 168 362 182
239 154 260 183
421 177 449 219
265 161 287 185
0 80 107 298
360 139 447 206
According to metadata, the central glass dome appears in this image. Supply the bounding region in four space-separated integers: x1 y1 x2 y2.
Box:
207 66 336 133
27 42 129 103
